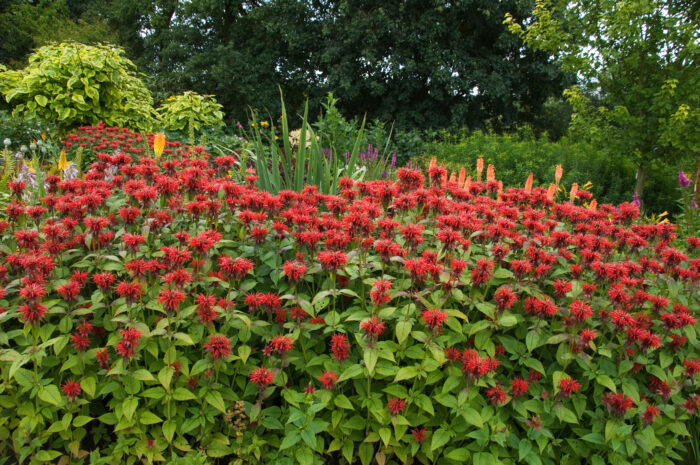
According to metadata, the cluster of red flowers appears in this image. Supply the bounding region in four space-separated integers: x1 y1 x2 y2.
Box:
1 124 699 461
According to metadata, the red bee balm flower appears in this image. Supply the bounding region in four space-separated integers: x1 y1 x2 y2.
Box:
412 427 427 443
642 404 659 425
330 334 350 362
158 289 186 312
510 378 529 397
204 335 231 360
602 392 635 416
116 327 142 360
558 378 581 397
487 385 508 405
360 316 386 340
369 279 392 305
421 309 448 331
494 286 517 310
387 397 406 415
62 380 81 401
249 367 275 388
471 258 495 285
317 250 347 272
319 370 338 390
115 281 144 304
265 335 294 356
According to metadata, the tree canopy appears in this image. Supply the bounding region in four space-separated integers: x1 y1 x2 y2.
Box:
1 0 572 134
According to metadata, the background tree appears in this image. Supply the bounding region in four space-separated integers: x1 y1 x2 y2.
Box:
505 0 700 202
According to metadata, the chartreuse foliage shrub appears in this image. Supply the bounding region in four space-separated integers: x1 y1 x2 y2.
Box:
420 129 690 216
158 91 225 136
1 126 700 465
0 42 156 134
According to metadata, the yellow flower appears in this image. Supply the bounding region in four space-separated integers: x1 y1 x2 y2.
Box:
167 96 176 101
260 121 269 127
58 150 68 171
153 132 166 159
41 132 47 141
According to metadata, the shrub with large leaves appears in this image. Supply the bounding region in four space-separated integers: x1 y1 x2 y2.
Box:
0 42 156 133
158 91 225 134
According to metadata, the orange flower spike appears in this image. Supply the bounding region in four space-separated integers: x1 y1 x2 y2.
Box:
153 132 166 159
476 157 484 182
441 164 448 188
570 182 579 203
464 176 472 190
589 199 597 211
486 164 495 182
555 165 563 186
498 180 503 193
546 183 556 201
524 173 533 195
449 172 457 184
458 167 466 186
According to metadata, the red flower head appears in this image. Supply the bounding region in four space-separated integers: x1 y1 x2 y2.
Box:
387 397 406 415
265 335 294 356
219 256 254 281
319 370 338 390
558 378 581 397
510 378 529 398
412 427 427 443
471 258 494 285
96 348 110 370
62 380 81 401
369 278 392 305
116 327 142 360
158 288 186 313
486 385 508 405
602 392 635 416
18 303 48 324
204 334 231 360
683 358 700 378
360 316 386 340
642 403 659 426
115 281 144 305
93 273 116 292
282 260 307 285
317 250 347 272
421 309 448 332
330 334 350 362
494 286 518 311
249 367 275 388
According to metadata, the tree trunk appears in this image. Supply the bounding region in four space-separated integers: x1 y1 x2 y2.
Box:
634 163 647 201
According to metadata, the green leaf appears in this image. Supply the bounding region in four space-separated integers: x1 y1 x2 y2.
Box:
173 332 194 345
379 427 391 446
394 366 418 382
364 348 378 376
132 369 156 382
446 448 470 461
140 411 162 425
431 428 451 451
474 451 497 465
238 345 252 363
396 321 412 344
280 430 301 450
596 374 617 392
338 364 363 382
34 450 62 461
498 313 517 327
80 376 96 398
35 95 48 107
73 415 93 427
158 366 175 391
163 420 176 442
461 407 483 428
172 387 197 401
358 442 373 465
295 446 314 465
552 404 578 423
38 385 62 406
122 397 138 421
334 394 354 410
205 391 226 413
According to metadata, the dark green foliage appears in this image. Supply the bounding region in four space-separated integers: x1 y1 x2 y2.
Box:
421 128 695 215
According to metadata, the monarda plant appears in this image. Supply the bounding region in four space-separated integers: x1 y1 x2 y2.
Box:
0 126 699 465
